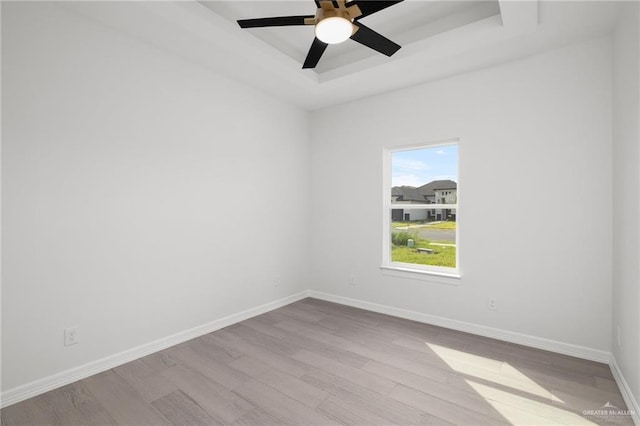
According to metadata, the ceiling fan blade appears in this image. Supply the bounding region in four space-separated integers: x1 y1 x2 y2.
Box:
347 0 403 19
350 21 400 57
237 15 314 28
303 38 329 69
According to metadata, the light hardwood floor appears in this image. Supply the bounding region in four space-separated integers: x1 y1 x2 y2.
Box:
1 298 634 425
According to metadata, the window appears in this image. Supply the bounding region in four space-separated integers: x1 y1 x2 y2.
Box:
382 141 459 277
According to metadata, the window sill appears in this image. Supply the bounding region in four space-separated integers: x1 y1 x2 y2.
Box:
380 265 461 285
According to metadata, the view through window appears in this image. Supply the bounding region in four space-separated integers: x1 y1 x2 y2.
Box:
386 143 458 272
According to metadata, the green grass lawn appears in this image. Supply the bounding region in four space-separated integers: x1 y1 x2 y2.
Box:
391 221 456 230
423 221 456 230
390 233 456 267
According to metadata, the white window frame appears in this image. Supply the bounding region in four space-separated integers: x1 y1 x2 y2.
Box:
381 139 461 279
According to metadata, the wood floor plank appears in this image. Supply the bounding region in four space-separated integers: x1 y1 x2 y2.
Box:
318 312 378 331
341 340 452 384
151 390 222 426
292 349 397 396
548 354 613 383
464 379 604 425
188 335 243 364
362 359 497 417
301 300 383 327
389 383 509 425
113 359 178 402
208 330 310 378
363 312 442 339
503 356 599 388
139 352 177 372
444 360 557 402
240 317 290 340
300 365 390 403
254 309 333 330
56 400 118 426
167 344 251 390
275 304 328 323
506 342 555 364
300 367 448 425
81 370 171 426
284 333 370 368
316 395 393 425
326 320 464 372
423 339 505 373
477 398 572 425
30 382 116 426
430 328 479 351
228 355 273 378
254 368 329 408
274 318 354 349
225 323 302 356
231 379 341 426
267 318 371 368
229 407 282 426
461 338 512 363
595 375 623 392
160 364 254 424
549 381 628 413
1 397 61 426
38 382 94 415
302 300 422 339
320 316 383 337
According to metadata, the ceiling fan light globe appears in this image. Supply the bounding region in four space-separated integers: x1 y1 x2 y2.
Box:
315 17 353 44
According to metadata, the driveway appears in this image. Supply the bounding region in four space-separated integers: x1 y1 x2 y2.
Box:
415 228 455 243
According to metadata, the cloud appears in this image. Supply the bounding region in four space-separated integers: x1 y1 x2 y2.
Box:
393 158 431 172
435 149 447 155
392 174 427 187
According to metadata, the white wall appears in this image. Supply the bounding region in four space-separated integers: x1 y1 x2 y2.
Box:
310 37 613 352
2 0 633 406
612 0 640 405
1 3 310 392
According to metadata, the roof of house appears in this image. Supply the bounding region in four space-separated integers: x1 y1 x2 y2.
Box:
392 180 457 202
392 186 426 202
417 179 457 195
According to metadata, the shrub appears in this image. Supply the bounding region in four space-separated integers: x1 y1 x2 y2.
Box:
391 232 412 246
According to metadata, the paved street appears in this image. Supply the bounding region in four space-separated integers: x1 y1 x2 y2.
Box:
416 228 455 243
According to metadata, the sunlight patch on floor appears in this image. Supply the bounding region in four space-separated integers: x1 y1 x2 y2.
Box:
501 362 564 403
466 380 598 425
426 342 563 402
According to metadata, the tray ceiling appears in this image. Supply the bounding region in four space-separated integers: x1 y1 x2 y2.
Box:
58 1 622 110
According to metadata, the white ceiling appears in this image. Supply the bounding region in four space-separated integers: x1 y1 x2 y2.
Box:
200 1 502 73
59 1 622 110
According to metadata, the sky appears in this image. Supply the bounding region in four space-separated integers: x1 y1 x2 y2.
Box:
392 144 458 188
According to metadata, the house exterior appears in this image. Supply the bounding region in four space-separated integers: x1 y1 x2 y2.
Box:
391 179 457 222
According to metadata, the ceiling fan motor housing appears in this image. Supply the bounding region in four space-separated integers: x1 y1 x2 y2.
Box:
305 1 362 27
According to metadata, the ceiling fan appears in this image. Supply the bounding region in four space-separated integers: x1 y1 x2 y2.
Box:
237 0 404 69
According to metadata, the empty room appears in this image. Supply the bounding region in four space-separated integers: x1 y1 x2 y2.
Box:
1 0 639 425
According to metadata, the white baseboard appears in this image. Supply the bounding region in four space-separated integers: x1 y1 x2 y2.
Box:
4 288 630 415
610 356 640 425
308 290 612 363
0 290 310 409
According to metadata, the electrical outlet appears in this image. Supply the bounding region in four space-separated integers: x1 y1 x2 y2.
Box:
488 298 497 311
64 326 79 346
